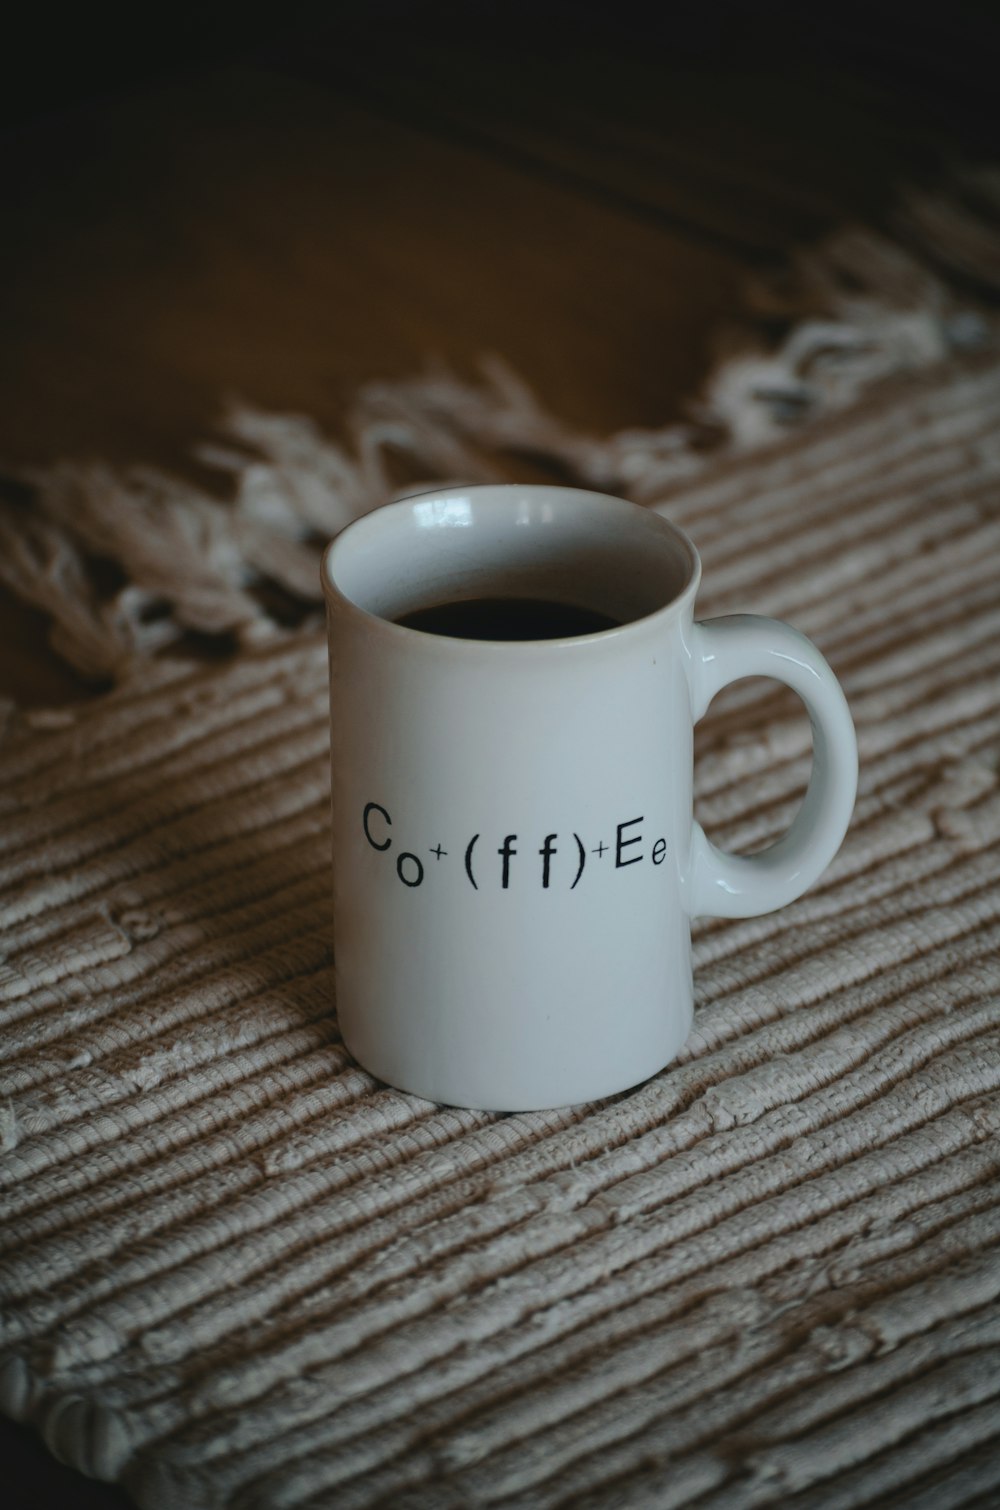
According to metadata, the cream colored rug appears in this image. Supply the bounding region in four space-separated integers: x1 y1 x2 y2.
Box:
2 191 1000 1508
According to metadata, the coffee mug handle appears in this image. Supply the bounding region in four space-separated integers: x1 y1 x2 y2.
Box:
687 614 858 919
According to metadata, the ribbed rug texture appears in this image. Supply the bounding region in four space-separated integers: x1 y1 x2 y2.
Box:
2 349 1000 1508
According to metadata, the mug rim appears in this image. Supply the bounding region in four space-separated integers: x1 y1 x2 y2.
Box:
321 483 702 650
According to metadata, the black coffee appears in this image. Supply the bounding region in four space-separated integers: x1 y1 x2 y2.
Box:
395 596 620 641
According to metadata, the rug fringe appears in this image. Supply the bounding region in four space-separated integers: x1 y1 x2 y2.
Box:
1 174 998 687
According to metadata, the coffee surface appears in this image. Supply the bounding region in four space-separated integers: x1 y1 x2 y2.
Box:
395 596 620 641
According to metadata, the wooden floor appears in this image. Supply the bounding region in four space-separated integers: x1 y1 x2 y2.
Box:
1 6 998 1503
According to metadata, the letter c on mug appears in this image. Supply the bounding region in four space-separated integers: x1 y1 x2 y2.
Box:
363 802 392 851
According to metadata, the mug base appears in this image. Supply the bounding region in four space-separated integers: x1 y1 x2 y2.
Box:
339 1010 694 1113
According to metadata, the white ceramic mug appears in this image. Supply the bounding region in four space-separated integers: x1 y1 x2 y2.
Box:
322 484 858 1111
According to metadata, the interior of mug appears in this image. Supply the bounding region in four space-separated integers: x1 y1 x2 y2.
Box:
324 485 698 627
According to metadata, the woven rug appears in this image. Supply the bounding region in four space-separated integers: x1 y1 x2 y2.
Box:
2 195 1000 1508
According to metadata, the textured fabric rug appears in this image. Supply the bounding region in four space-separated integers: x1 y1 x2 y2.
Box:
2 194 1000 1508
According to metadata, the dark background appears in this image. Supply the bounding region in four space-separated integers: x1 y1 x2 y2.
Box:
2 3 999 1504
6 2 1000 131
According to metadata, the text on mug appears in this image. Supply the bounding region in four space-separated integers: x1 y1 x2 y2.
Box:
362 802 667 890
